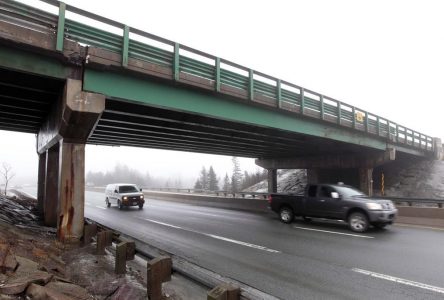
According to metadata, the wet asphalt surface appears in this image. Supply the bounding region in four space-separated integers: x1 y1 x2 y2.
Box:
84 191 444 300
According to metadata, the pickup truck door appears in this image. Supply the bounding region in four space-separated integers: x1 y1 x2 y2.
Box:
317 186 344 218
304 185 323 216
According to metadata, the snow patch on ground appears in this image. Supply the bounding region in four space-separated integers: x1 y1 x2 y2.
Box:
243 169 307 193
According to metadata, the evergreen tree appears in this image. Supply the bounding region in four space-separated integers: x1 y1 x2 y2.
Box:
222 173 231 191
200 166 208 190
231 157 243 192
208 166 219 191
194 166 208 190
194 178 202 189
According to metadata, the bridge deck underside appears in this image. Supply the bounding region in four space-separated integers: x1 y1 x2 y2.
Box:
0 67 64 134
88 99 376 159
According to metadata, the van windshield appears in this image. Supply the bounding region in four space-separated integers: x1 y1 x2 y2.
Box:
119 185 139 193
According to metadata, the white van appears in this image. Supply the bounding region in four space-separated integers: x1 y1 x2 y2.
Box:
105 183 145 209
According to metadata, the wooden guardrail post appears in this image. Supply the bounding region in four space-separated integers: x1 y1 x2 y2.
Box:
115 242 127 274
126 241 136 260
83 223 97 245
96 231 107 255
105 230 113 246
207 283 240 300
147 256 172 300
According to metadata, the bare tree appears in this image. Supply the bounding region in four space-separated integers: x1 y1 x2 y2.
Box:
1 162 15 195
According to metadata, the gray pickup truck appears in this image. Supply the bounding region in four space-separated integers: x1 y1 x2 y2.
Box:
269 183 398 232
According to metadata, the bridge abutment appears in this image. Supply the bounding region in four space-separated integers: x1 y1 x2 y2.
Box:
36 79 105 242
267 169 277 193
257 149 394 195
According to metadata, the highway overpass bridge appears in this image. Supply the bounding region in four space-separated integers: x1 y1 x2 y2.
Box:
0 0 442 242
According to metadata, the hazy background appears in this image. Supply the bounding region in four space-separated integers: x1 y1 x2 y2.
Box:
1 0 443 187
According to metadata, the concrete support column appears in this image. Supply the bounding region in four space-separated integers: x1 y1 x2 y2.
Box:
37 152 46 214
307 169 319 184
359 168 373 196
44 146 59 227
57 141 85 243
37 79 105 243
267 169 277 193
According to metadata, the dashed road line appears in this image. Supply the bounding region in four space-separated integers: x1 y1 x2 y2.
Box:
139 217 280 253
352 268 444 294
144 219 182 229
206 234 280 253
293 226 374 239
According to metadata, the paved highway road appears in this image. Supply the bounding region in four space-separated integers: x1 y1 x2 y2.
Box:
84 190 444 299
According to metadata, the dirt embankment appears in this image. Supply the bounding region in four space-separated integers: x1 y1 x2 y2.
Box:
0 195 147 300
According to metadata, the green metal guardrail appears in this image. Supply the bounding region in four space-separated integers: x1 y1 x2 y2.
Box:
0 0 434 152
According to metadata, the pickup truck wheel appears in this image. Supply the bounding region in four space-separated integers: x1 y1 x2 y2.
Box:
279 206 294 224
105 198 111 208
348 212 369 233
138 203 144 209
118 200 123 210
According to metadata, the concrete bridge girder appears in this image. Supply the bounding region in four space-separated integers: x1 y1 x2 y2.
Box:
37 79 105 243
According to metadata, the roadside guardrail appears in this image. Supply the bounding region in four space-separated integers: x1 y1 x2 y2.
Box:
144 187 269 199
84 218 278 300
378 196 444 208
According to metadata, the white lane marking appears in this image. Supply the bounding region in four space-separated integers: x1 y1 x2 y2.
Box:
352 268 444 294
293 226 374 239
140 218 280 253
143 219 182 229
95 206 107 210
206 234 280 253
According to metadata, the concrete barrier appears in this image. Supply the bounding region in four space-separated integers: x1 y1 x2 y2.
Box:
142 191 270 213
396 206 444 219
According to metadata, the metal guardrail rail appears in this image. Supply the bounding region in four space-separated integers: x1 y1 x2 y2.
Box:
145 187 269 199
0 0 435 152
379 196 444 208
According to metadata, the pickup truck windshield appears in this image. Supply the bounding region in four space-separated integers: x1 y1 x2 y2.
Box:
335 186 366 197
119 185 139 193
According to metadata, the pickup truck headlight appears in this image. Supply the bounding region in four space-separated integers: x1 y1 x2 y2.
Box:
140 195 144 199
123 196 128 201
366 202 383 210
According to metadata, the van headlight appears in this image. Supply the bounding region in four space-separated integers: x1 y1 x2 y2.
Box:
366 202 383 210
123 196 128 200
140 195 144 199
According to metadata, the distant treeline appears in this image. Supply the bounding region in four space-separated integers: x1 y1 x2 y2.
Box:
87 159 268 191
